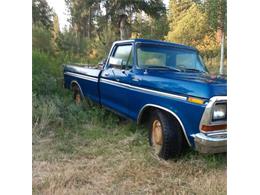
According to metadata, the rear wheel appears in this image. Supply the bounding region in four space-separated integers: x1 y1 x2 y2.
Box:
72 85 82 104
149 109 186 159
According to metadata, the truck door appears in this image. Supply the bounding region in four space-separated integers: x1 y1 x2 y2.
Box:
99 44 133 118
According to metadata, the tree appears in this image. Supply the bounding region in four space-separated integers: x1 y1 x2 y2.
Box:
65 0 101 38
167 0 193 26
205 0 226 43
204 0 227 74
103 0 166 40
32 24 53 52
32 0 53 29
52 14 60 53
32 0 54 52
65 0 166 40
131 12 169 40
166 2 208 46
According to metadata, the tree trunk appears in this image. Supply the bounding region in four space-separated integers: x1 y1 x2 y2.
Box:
219 32 225 75
87 7 92 39
217 2 225 75
216 28 223 44
119 14 129 40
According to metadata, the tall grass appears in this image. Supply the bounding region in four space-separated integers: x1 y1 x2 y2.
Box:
32 50 123 144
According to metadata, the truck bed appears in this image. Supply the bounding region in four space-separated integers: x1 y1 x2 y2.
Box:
63 64 102 104
64 64 102 77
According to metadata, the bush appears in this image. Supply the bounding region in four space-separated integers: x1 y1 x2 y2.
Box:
32 24 53 53
32 50 64 95
32 94 62 137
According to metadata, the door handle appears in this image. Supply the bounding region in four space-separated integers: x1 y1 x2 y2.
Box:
121 70 126 74
104 72 110 77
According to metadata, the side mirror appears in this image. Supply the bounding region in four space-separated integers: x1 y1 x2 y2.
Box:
108 57 123 68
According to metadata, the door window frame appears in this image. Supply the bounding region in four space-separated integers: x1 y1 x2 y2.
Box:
105 43 134 70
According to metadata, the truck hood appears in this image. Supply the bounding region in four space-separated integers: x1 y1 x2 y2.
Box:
135 70 227 99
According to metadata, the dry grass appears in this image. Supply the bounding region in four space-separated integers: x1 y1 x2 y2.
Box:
32 123 226 195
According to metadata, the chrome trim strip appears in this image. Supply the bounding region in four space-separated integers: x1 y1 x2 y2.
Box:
65 72 98 82
100 78 187 101
137 104 191 146
199 96 227 133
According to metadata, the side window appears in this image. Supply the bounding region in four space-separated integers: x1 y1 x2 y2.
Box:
112 45 133 69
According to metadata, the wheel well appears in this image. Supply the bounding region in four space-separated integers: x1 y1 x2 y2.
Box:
70 81 84 97
70 81 79 90
138 105 190 146
139 106 180 127
138 106 156 125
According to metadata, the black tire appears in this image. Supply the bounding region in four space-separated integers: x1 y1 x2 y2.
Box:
149 109 186 159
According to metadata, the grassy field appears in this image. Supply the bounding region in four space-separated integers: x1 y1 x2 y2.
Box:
32 107 226 194
32 51 226 194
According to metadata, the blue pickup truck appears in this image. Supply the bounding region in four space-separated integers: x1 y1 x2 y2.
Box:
63 39 227 159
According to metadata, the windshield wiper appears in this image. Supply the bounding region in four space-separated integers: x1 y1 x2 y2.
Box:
182 68 206 73
144 65 181 72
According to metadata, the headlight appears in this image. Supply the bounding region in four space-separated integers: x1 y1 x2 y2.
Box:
212 103 227 121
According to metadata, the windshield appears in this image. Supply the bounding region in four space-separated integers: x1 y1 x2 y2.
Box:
136 43 208 73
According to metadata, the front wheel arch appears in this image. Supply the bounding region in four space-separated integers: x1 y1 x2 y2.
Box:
137 104 191 147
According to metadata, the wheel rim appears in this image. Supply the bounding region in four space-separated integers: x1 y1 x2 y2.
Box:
152 119 163 154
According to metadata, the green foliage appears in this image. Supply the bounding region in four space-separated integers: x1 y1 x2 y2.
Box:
32 24 53 53
32 50 63 95
32 0 53 29
168 0 193 25
132 12 169 40
151 14 169 40
65 0 166 40
95 22 118 57
52 14 61 53
65 0 101 38
166 3 208 45
205 0 227 32
106 0 166 18
33 94 62 137
58 30 88 55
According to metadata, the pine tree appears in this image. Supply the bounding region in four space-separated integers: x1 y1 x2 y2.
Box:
32 0 53 29
52 14 60 53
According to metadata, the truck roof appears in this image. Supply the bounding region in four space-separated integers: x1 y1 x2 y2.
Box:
113 38 197 51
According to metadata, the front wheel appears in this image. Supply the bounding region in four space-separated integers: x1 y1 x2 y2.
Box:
149 109 186 159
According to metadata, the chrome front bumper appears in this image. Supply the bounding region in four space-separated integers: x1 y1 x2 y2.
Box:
192 131 227 154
